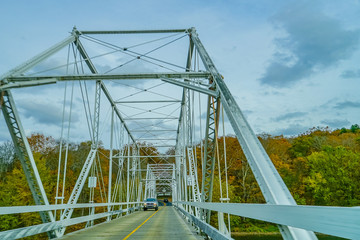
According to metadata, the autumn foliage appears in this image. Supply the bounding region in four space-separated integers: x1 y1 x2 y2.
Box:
0 125 359 235
198 125 360 231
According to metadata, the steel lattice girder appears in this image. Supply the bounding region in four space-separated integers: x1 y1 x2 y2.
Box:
0 32 77 239
79 29 188 34
4 72 210 83
0 27 321 240
146 164 175 196
0 91 57 238
0 28 141 238
189 27 317 240
201 94 220 222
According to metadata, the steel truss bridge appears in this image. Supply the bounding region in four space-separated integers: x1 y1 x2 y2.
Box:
0 27 358 240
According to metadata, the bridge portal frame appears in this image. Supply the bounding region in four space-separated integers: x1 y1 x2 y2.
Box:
0 27 339 240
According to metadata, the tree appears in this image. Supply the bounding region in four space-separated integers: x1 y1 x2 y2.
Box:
305 146 360 206
27 133 56 154
351 124 360 133
288 135 314 158
0 141 15 178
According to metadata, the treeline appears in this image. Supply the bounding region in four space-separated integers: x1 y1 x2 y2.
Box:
0 134 160 238
0 125 359 235
205 125 360 232
0 135 108 238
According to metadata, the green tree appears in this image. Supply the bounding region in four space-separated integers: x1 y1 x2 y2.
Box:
288 136 314 158
305 146 360 206
351 124 360 133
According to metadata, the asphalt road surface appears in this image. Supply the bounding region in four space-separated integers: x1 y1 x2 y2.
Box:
61 206 202 240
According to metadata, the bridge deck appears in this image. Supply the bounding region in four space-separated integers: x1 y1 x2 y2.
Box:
60 206 202 240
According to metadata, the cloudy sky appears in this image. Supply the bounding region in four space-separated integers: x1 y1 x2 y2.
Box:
1 0 360 145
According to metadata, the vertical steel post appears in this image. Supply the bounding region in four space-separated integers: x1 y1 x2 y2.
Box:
137 147 141 208
59 33 102 235
126 142 130 213
130 144 137 208
137 181 142 208
179 35 195 213
144 164 149 200
172 165 177 202
187 147 201 216
107 106 114 221
201 94 220 223
92 81 101 147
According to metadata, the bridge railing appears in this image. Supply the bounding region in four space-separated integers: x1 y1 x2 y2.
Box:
0 202 141 239
174 204 231 240
176 201 360 240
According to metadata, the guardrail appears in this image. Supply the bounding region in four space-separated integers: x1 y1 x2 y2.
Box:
174 204 232 240
177 201 360 239
0 202 141 239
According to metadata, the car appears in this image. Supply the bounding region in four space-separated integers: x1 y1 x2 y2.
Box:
143 198 159 211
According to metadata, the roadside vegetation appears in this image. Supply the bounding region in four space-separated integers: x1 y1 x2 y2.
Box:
207 124 360 232
0 124 359 236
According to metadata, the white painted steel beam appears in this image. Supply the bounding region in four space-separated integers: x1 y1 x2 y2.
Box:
175 205 231 240
161 77 218 97
189 27 317 240
0 35 75 79
0 207 139 240
0 79 57 90
180 202 360 240
6 72 210 82
135 138 176 141
108 107 114 220
0 32 76 239
79 29 188 34
1 91 57 239
124 117 178 120
59 149 97 236
122 155 181 158
116 100 181 103
0 202 140 215
130 129 177 132
148 145 175 148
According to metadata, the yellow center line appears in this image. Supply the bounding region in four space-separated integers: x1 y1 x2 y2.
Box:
122 208 161 240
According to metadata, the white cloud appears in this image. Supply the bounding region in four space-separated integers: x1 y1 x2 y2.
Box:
259 1 360 87
0 0 359 142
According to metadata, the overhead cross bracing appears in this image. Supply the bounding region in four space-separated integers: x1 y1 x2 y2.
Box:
0 28 212 152
0 27 223 239
0 27 358 240
144 164 175 197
